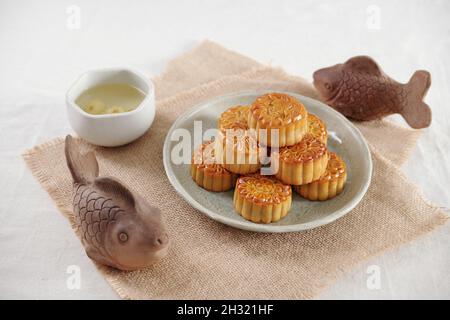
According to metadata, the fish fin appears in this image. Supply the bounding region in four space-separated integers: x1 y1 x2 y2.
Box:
93 177 136 209
345 56 382 75
401 70 432 129
65 135 99 184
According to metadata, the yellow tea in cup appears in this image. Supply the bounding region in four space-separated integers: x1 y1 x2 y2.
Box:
75 83 146 115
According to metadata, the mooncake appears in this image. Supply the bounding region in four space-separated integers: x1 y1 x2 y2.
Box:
234 174 292 223
215 130 261 174
294 152 347 201
274 134 328 185
191 140 238 192
218 105 250 132
308 113 327 144
248 93 308 147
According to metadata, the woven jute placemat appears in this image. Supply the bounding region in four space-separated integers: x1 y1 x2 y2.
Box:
23 41 448 299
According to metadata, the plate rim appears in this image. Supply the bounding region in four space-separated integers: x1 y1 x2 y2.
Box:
163 90 372 233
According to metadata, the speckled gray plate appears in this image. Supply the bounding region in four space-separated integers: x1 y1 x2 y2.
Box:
163 91 372 233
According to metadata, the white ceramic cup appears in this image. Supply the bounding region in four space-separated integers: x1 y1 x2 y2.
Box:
66 68 155 147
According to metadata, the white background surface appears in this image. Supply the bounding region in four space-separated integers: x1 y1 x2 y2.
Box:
1 0 449 299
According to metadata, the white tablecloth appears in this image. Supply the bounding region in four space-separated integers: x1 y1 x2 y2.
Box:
1 0 449 299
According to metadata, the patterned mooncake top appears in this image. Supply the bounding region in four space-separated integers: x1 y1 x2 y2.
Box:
236 174 291 205
250 93 307 128
307 113 327 144
217 129 259 156
218 105 250 132
278 134 327 163
317 152 346 182
192 140 232 175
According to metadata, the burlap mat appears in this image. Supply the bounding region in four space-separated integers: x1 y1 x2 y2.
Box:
23 41 448 299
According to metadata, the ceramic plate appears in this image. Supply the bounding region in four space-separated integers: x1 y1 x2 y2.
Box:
163 91 372 232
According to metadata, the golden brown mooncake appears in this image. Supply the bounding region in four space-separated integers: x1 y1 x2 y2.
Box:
295 152 347 201
308 113 327 145
274 134 328 185
234 174 292 223
248 93 308 147
214 130 261 175
191 140 238 192
218 105 250 132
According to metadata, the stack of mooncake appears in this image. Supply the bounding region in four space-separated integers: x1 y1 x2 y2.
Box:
190 93 347 224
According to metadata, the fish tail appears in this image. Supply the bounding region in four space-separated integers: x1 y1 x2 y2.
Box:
401 70 432 129
65 135 99 184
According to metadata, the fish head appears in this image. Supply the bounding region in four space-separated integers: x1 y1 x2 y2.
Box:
313 63 344 102
94 177 169 270
105 203 169 270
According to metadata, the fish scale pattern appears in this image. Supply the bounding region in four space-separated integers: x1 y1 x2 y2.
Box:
72 184 123 251
335 72 405 120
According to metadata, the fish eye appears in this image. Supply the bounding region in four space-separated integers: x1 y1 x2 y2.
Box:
118 232 128 243
324 83 332 90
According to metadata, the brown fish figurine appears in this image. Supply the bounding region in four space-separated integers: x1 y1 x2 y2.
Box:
313 56 431 128
65 135 169 270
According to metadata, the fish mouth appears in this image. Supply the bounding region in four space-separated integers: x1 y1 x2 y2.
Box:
109 244 170 271
148 243 170 262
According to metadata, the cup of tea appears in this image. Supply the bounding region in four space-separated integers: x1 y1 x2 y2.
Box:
66 68 155 147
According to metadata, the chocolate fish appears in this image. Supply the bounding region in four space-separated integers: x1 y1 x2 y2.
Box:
313 56 431 128
65 135 169 270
